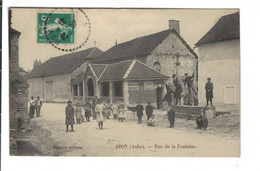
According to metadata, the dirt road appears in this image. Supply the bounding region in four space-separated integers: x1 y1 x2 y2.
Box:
28 103 240 157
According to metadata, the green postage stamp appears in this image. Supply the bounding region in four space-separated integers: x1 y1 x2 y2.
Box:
37 13 75 44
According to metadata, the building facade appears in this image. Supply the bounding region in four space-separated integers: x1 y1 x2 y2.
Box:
73 20 198 107
196 12 240 105
9 26 29 129
91 20 198 106
27 47 103 102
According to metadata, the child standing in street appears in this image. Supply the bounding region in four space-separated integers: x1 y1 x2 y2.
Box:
75 103 83 124
104 100 111 119
65 100 75 132
111 102 119 120
95 99 105 129
118 100 125 122
167 105 175 128
84 100 92 122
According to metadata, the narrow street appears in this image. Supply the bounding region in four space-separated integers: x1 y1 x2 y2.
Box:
28 103 240 157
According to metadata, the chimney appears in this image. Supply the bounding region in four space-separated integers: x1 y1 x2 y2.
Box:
169 20 180 34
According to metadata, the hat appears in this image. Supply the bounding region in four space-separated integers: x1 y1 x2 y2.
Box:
207 77 211 81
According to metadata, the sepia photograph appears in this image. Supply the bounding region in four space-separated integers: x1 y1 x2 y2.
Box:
8 8 240 157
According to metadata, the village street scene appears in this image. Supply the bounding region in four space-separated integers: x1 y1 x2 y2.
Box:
9 8 240 157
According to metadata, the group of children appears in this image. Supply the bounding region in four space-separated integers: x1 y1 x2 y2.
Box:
65 99 158 132
65 97 208 132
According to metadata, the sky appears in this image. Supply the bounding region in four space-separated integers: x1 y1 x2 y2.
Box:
11 8 239 71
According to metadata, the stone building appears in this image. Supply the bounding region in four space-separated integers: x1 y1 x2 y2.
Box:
74 20 198 107
27 47 103 102
195 12 240 105
9 26 29 129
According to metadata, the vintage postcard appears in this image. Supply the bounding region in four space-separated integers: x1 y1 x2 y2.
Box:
9 8 240 157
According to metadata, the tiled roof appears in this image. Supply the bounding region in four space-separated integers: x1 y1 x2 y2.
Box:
71 72 85 85
98 61 133 82
27 47 103 78
92 29 197 64
196 12 240 46
127 61 169 80
98 60 169 82
90 64 107 79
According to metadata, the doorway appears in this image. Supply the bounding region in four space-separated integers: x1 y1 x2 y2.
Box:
87 78 94 96
224 85 236 104
156 87 163 109
45 81 53 102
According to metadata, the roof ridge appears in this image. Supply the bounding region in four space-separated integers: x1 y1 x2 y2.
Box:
123 60 136 79
97 65 108 81
105 59 134 66
170 29 198 59
115 29 172 46
88 64 98 80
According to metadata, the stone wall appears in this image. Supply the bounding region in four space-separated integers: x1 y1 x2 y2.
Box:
145 33 197 96
9 33 20 74
10 82 29 129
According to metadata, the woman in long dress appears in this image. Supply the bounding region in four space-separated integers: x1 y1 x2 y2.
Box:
65 100 75 132
95 99 105 129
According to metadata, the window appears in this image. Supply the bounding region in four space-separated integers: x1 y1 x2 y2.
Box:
154 62 161 71
114 81 123 97
72 85 78 96
101 82 109 97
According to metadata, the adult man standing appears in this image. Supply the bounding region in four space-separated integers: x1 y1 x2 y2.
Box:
29 96 36 119
35 96 43 117
135 101 144 124
184 73 197 95
145 102 153 121
205 78 214 106
174 81 182 105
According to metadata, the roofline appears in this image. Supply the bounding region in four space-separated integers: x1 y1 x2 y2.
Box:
170 29 198 59
96 65 108 82
94 57 145 64
88 64 98 80
123 60 136 79
195 12 239 47
27 73 71 79
134 60 169 78
70 47 97 73
98 77 169 82
126 77 169 81
195 37 240 47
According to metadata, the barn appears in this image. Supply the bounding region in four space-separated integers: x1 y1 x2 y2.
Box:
27 47 103 102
